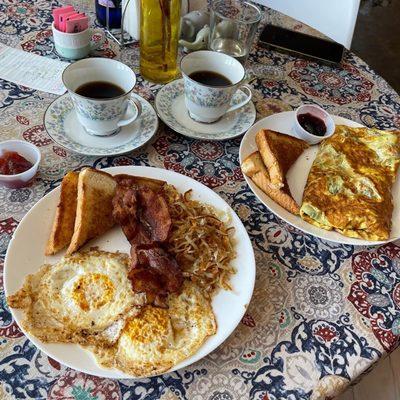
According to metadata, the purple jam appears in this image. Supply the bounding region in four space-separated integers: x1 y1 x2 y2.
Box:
298 113 327 136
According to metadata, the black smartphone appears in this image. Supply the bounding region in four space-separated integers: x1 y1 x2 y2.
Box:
258 24 345 64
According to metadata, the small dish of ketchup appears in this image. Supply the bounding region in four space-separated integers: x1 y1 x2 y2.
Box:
294 104 335 145
0 140 41 189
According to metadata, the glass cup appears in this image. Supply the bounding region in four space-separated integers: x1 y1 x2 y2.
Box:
209 0 262 64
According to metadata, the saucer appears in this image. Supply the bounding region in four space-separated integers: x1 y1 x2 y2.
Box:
155 79 256 141
44 93 158 156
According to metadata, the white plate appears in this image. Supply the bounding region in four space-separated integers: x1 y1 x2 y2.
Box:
4 166 255 379
155 79 256 141
239 111 400 246
44 93 159 156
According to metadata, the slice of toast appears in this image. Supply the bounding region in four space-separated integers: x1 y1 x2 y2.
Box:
45 171 79 255
241 151 300 215
66 168 117 255
255 129 308 189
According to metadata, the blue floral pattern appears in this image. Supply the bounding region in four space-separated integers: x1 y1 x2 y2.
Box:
44 93 159 156
348 244 400 352
235 317 380 400
184 76 231 107
156 79 256 140
71 95 128 121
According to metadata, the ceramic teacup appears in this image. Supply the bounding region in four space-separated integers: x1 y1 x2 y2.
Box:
180 50 252 123
52 22 105 60
62 58 142 136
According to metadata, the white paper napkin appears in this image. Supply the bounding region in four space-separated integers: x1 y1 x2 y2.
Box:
0 45 69 95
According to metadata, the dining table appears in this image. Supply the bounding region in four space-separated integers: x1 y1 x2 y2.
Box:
1 1 400 399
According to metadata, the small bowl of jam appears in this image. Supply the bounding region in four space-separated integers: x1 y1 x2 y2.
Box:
0 140 41 189
294 104 335 144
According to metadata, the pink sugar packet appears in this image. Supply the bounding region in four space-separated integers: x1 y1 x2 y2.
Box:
59 11 77 32
52 6 74 30
61 12 81 32
65 15 89 33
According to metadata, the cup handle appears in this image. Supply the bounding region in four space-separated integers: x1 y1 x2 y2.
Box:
226 85 252 113
90 29 106 51
117 97 142 127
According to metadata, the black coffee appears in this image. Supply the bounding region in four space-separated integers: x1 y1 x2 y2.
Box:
75 81 125 99
189 70 232 86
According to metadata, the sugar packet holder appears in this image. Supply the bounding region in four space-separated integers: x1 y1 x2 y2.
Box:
52 22 105 60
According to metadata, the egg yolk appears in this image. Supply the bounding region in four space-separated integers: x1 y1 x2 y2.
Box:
126 307 171 344
72 273 115 311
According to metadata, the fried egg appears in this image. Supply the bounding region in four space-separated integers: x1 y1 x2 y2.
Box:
7 250 145 346
91 281 217 377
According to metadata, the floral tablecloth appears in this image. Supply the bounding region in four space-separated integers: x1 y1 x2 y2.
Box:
1 1 400 399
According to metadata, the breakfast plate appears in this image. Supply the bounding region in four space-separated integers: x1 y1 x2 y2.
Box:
155 78 256 141
44 93 158 156
4 166 255 379
239 111 400 245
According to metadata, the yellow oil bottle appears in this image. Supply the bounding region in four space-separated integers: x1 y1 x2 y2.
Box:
140 0 181 83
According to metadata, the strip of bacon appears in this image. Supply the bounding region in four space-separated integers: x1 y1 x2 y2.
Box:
137 187 171 243
112 178 183 306
135 247 183 292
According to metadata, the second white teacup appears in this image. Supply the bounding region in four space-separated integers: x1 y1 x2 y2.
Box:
62 58 141 136
180 50 252 123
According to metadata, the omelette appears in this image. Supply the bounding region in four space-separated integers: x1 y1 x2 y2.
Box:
89 280 217 377
7 250 145 346
300 126 400 241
